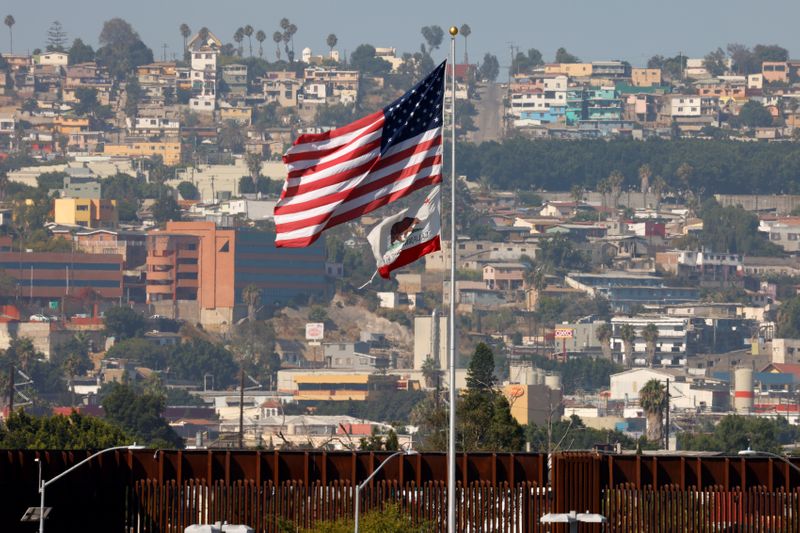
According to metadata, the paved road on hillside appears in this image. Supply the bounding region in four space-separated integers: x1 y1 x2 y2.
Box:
469 82 504 145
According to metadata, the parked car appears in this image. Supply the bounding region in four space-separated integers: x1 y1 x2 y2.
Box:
29 314 50 322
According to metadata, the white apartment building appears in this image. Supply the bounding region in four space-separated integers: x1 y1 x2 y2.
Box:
187 31 221 112
610 316 696 365
509 75 567 118
128 116 180 136
759 218 800 253
670 95 718 118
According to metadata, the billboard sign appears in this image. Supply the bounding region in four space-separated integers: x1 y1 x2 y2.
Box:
554 327 574 339
305 322 325 341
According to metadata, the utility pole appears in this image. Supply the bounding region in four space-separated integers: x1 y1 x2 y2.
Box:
7 363 13 413
664 379 670 450
238 368 245 448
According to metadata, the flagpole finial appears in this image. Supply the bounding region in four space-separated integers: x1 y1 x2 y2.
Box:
449 26 459 37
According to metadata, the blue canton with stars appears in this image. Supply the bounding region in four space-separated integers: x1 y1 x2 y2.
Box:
380 61 446 153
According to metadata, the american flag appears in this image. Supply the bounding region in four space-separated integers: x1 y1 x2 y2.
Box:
274 61 446 247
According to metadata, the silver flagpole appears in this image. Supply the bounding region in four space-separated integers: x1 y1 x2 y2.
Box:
447 25 458 533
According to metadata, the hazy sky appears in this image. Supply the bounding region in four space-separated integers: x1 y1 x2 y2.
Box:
3 0 799 69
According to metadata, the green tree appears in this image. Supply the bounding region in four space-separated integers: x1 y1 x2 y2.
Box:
151 196 181 223
678 415 800 453
179 23 191 57
421 356 440 388
272 31 283 61
245 152 261 189
350 44 392 76
4 15 14 54
105 337 167 369
243 25 254 57
68 38 95 64
466 342 496 390
459 386 525 452
326 33 338 57
639 379 666 443
420 26 444 54
619 324 636 367
124 76 143 117
478 53 499 81
169 339 239 388
595 322 612 360
103 306 146 340
555 47 579 63
218 120 245 152
642 323 660 366
736 100 773 128
306 504 433 533
512 48 544 74
459 24 471 64
95 18 154 79
0 410 131 449
233 27 244 56
242 284 261 322
177 181 199 200
101 382 183 448
700 198 783 256
315 103 356 128
537 234 589 273
777 297 800 338
256 30 266 58
73 87 100 116
46 20 68 52
703 47 728 77
527 415 637 453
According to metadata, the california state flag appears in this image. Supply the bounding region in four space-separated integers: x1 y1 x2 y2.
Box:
367 186 441 279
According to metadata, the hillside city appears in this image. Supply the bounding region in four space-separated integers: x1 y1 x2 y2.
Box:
3 15 800 461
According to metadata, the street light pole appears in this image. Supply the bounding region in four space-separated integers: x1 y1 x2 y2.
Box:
38 443 144 533
354 450 416 533
738 448 800 476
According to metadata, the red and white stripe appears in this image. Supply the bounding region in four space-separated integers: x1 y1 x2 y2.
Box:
274 111 442 247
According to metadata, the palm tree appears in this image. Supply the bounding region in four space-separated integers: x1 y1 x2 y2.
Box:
242 284 261 322
638 164 652 198
234 27 245 56
243 25 254 56
272 31 283 60
597 178 611 214
326 33 338 58
64 355 81 407
570 184 584 205
286 23 297 62
421 356 440 389
676 162 694 205
4 15 14 54
179 23 191 56
595 322 612 360
256 30 266 58
198 27 210 45
639 379 666 443
523 264 547 311
642 323 660 366
619 323 636 367
608 170 625 209
651 175 667 211
246 152 261 189
459 24 471 64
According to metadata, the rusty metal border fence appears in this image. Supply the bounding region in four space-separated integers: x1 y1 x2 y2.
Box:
127 479 551 533
3 450 800 532
603 484 800 532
